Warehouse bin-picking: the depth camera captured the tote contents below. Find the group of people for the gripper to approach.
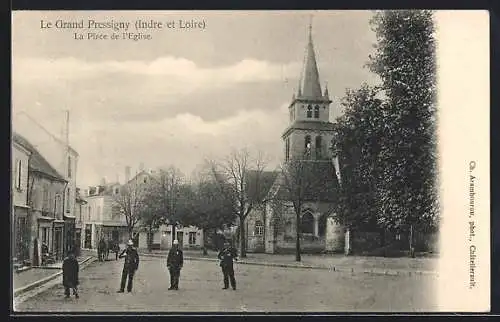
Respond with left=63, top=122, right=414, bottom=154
left=97, top=238, right=121, bottom=262
left=61, top=238, right=239, bottom=298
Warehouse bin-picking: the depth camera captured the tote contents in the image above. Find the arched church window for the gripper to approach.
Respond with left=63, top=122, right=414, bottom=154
left=301, top=212, right=314, bottom=234
left=315, top=136, right=323, bottom=159
left=289, top=109, right=293, bottom=122
left=307, top=105, right=312, bottom=118
left=314, top=105, right=320, bottom=118
left=285, top=221, right=293, bottom=237
left=254, top=220, right=264, bottom=236
left=318, top=214, right=327, bottom=237
left=304, top=136, right=311, bottom=156
left=285, top=138, right=290, bottom=161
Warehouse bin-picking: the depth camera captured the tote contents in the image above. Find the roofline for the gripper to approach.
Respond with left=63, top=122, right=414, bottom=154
left=12, top=141, right=32, bottom=156
left=29, top=168, right=68, bottom=183
left=281, top=122, right=335, bottom=139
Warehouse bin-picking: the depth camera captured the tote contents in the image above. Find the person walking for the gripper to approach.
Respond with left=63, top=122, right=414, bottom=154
left=166, top=239, right=183, bottom=290
left=117, top=239, right=139, bottom=293
left=62, top=249, right=79, bottom=298
left=218, top=240, right=238, bottom=290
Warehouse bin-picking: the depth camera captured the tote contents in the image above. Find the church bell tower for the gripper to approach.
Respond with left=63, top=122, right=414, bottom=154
left=282, top=22, right=335, bottom=162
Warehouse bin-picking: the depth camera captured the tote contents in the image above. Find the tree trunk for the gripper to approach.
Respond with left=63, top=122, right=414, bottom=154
left=240, top=219, right=247, bottom=258
left=344, top=227, right=351, bottom=256
left=172, top=224, right=176, bottom=245
left=409, top=224, right=415, bottom=258
left=295, top=212, right=301, bottom=262
left=202, top=228, right=208, bottom=255
left=147, top=223, right=153, bottom=252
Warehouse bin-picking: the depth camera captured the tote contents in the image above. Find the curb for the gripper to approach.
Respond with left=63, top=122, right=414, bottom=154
left=139, top=253, right=438, bottom=277
left=13, top=257, right=95, bottom=298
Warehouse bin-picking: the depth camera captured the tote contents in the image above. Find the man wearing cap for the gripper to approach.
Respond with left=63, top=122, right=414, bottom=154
left=117, top=239, right=140, bottom=293
left=166, top=239, right=183, bottom=290
left=218, top=240, right=238, bottom=290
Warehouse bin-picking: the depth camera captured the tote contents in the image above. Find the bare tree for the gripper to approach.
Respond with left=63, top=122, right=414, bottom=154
left=113, top=176, right=147, bottom=239
left=278, top=159, right=338, bottom=262
left=208, top=148, right=270, bottom=258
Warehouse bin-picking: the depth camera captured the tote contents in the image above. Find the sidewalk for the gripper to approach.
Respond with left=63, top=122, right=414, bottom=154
left=138, top=249, right=439, bottom=276
left=13, top=253, right=93, bottom=291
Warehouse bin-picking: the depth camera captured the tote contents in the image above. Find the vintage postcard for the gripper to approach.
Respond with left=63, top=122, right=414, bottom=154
left=11, top=10, right=490, bottom=313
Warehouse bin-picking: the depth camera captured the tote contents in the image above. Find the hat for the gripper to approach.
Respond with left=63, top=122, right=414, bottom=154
left=127, top=240, right=134, bottom=246
left=173, top=239, right=179, bottom=245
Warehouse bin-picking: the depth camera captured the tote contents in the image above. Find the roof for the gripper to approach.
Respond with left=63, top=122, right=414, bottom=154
left=282, top=121, right=336, bottom=138
left=245, top=170, right=279, bottom=202
left=12, top=132, right=67, bottom=182
left=88, top=182, right=121, bottom=197
left=274, top=160, right=339, bottom=203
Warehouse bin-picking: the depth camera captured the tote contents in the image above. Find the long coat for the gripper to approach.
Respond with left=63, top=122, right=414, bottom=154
left=62, top=256, right=79, bottom=287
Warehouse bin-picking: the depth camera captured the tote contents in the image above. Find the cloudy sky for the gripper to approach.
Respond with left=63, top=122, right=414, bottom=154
left=12, top=10, right=380, bottom=187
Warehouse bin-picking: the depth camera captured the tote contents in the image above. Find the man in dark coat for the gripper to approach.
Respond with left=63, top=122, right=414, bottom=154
left=62, top=249, right=79, bottom=298
left=117, top=239, right=139, bottom=293
left=218, top=240, right=238, bottom=290
left=166, top=239, right=183, bottom=290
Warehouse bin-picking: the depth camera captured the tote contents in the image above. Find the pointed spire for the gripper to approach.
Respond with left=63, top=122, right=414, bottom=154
left=299, top=17, right=322, bottom=98
left=324, top=82, right=329, bottom=98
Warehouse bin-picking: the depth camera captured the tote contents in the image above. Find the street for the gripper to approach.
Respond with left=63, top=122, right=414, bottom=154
left=14, top=256, right=438, bottom=312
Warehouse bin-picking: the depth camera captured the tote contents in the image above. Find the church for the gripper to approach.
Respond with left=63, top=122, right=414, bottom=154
left=245, top=25, right=345, bottom=254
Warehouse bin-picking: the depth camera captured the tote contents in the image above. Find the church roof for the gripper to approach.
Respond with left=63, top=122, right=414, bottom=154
left=298, top=24, right=323, bottom=99
left=12, top=132, right=67, bottom=182
left=245, top=170, right=278, bottom=202
left=282, top=121, right=336, bottom=138
left=274, top=160, right=339, bottom=203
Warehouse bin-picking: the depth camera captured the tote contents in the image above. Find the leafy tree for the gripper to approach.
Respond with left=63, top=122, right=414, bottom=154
left=140, top=167, right=185, bottom=247
left=331, top=84, right=385, bottom=233
left=178, top=171, right=235, bottom=255
left=367, top=10, right=439, bottom=253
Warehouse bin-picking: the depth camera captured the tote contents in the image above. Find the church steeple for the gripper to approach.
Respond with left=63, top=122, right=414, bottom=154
left=298, top=20, right=322, bottom=99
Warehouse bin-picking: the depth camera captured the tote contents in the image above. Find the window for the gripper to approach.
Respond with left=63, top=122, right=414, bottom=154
left=306, top=105, right=312, bottom=118
left=188, top=232, right=196, bottom=245
left=285, top=138, right=290, bottom=161
left=272, top=218, right=280, bottom=238
left=285, top=221, right=293, bottom=237
left=97, top=206, right=101, bottom=220
left=66, top=188, right=71, bottom=213
left=41, top=227, right=49, bottom=244
left=314, top=105, right=320, bottom=118
left=254, top=220, right=264, bottom=236
left=67, top=156, right=72, bottom=178
left=114, top=187, right=119, bottom=195
left=15, top=159, right=22, bottom=190
left=289, top=109, right=293, bottom=122
left=54, top=194, right=62, bottom=215
left=88, top=206, right=92, bottom=221
left=301, top=212, right=314, bottom=234
left=112, top=205, right=121, bottom=219
left=315, top=136, right=323, bottom=159
left=304, top=135, right=311, bottom=156
left=143, top=177, right=147, bottom=183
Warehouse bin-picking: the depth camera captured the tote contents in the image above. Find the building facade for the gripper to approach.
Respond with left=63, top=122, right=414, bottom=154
left=245, top=25, right=344, bottom=254
left=12, top=138, right=32, bottom=266
left=138, top=224, right=204, bottom=250
left=13, top=113, right=80, bottom=257
left=13, top=133, right=69, bottom=265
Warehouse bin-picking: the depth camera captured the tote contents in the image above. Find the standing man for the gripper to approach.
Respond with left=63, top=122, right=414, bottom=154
left=117, top=239, right=139, bottom=293
left=62, top=249, right=79, bottom=298
left=166, top=239, right=183, bottom=290
left=218, top=240, right=238, bottom=290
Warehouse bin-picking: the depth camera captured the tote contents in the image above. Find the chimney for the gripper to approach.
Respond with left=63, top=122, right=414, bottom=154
left=125, top=166, right=131, bottom=183
left=100, top=177, right=106, bottom=186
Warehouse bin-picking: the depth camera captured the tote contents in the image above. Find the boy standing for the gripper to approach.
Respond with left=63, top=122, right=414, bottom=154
left=62, top=249, right=79, bottom=298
